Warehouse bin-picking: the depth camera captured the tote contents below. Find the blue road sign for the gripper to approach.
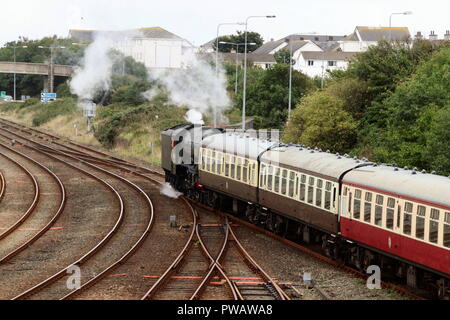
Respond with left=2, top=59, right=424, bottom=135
left=41, top=92, right=57, bottom=98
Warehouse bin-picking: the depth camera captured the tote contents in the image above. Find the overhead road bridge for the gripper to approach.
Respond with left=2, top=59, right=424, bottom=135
left=0, top=61, right=75, bottom=93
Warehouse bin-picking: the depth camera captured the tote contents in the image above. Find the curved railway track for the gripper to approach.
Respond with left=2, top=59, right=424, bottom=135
left=0, top=118, right=427, bottom=300
left=0, top=141, right=66, bottom=265
left=0, top=169, right=5, bottom=203
left=0, top=122, right=192, bottom=300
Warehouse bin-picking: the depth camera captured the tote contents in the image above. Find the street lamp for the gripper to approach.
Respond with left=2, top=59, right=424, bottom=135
left=214, top=22, right=245, bottom=126
left=219, top=41, right=256, bottom=94
left=38, top=45, right=67, bottom=93
left=286, top=38, right=294, bottom=122
left=12, top=45, right=28, bottom=101
left=389, top=11, right=412, bottom=41
left=242, top=15, right=276, bottom=130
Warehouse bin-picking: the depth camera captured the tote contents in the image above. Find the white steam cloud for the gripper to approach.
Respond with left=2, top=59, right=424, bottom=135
left=145, top=51, right=230, bottom=125
left=69, top=35, right=114, bottom=103
left=160, top=182, right=182, bottom=199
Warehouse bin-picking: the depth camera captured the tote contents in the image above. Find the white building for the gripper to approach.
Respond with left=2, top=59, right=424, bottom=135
left=337, top=26, right=411, bottom=52
left=69, top=27, right=195, bottom=70
left=296, top=51, right=357, bottom=78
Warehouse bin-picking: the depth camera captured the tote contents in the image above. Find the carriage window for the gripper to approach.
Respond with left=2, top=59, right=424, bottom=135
left=403, top=211, right=412, bottom=235
left=309, top=177, right=315, bottom=186
left=281, top=169, right=288, bottom=195
left=364, top=192, right=372, bottom=222
left=216, top=153, right=222, bottom=174
left=259, top=164, right=266, bottom=187
left=236, top=158, right=242, bottom=181
left=288, top=171, right=295, bottom=198
left=316, top=188, right=322, bottom=207
left=307, top=185, right=314, bottom=204
left=230, top=157, right=236, bottom=179
left=416, top=215, right=425, bottom=240
left=225, top=155, right=231, bottom=177
left=267, top=166, right=273, bottom=191
left=242, top=159, right=248, bottom=183
left=386, top=197, right=395, bottom=229
left=301, top=174, right=306, bottom=183
left=415, top=205, right=425, bottom=239
left=249, top=163, right=256, bottom=185
left=211, top=151, right=216, bottom=173
left=324, top=182, right=332, bottom=210
left=429, top=209, right=440, bottom=244
left=444, top=212, right=450, bottom=248
left=300, top=182, right=306, bottom=201
left=206, top=153, right=211, bottom=172
left=274, top=167, right=281, bottom=193
left=343, top=187, right=348, bottom=196
left=353, top=198, right=361, bottom=219
left=317, top=179, right=323, bottom=189
left=404, top=202, right=413, bottom=213
left=375, top=195, right=383, bottom=226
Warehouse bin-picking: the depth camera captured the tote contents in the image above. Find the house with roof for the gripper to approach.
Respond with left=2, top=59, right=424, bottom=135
left=69, top=27, right=195, bottom=70
left=337, top=26, right=411, bottom=52
left=295, top=51, right=357, bottom=78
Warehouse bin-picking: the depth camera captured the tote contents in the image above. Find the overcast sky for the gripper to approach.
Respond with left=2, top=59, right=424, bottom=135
left=2, top=0, right=449, bottom=46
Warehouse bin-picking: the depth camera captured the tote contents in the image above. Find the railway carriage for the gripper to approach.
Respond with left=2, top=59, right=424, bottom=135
left=341, top=165, right=450, bottom=285
left=161, top=125, right=450, bottom=298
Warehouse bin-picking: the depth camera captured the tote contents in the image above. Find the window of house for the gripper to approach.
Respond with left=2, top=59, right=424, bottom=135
left=308, top=60, right=314, bottom=66
left=328, top=60, right=337, bottom=67
left=329, top=36, right=334, bottom=41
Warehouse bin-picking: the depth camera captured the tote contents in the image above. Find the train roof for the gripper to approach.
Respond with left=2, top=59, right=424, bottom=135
left=201, top=132, right=279, bottom=159
left=343, top=165, right=450, bottom=209
left=261, top=145, right=371, bottom=181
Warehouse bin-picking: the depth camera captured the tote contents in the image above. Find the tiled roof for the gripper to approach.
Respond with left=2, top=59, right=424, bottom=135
left=253, top=39, right=286, bottom=54
left=69, top=27, right=184, bottom=42
left=196, top=52, right=276, bottom=64
left=354, top=26, right=410, bottom=41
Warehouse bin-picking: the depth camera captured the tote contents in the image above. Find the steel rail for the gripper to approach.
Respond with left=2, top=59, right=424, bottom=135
left=0, top=140, right=66, bottom=264
left=0, top=147, right=40, bottom=241
left=8, top=152, right=125, bottom=300
left=141, top=200, right=198, bottom=300
left=190, top=216, right=238, bottom=300
left=1, top=131, right=154, bottom=300
left=0, top=169, right=5, bottom=203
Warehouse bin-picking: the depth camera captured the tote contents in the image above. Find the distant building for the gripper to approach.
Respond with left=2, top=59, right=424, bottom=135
left=196, top=52, right=276, bottom=70
left=69, top=27, right=194, bottom=70
left=296, top=51, right=357, bottom=78
left=337, top=26, right=411, bottom=52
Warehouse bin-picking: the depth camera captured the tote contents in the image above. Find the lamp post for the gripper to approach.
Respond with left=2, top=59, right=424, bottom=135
left=214, top=22, right=244, bottom=126
left=242, top=15, right=276, bottom=130
left=389, top=11, right=412, bottom=41
left=219, top=41, right=256, bottom=94
left=12, top=45, right=28, bottom=101
left=38, top=45, right=66, bottom=93
left=286, top=38, right=294, bottom=123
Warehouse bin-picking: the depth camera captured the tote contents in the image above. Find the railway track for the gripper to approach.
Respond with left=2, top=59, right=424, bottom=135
left=0, top=168, right=5, bottom=203
left=0, top=120, right=193, bottom=300
left=0, top=118, right=426, bottom=300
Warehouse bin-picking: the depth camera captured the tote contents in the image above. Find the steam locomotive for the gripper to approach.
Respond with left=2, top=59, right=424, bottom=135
left=161, top=124, right=450, bottom=299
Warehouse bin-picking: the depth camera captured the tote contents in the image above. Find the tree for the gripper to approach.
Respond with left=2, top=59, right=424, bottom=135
left=274, top=48, right=293, bottom=64
left=233, top=63, right=313, bottom=128
left=213, top=31, right=264, bottom=53
left=283, top=92, right=358, bottom=152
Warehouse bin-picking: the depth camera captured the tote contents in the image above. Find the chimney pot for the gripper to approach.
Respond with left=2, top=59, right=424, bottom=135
left=445, top=30, right=450, bottom=41
left=429, top=31, right=438, bottom=41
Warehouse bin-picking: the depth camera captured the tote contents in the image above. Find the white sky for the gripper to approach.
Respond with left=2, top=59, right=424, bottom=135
left=2, top=0, right=449, bottom=46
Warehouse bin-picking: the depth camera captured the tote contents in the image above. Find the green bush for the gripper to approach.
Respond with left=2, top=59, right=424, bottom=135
left=31, top=98, right=77, bottom=127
